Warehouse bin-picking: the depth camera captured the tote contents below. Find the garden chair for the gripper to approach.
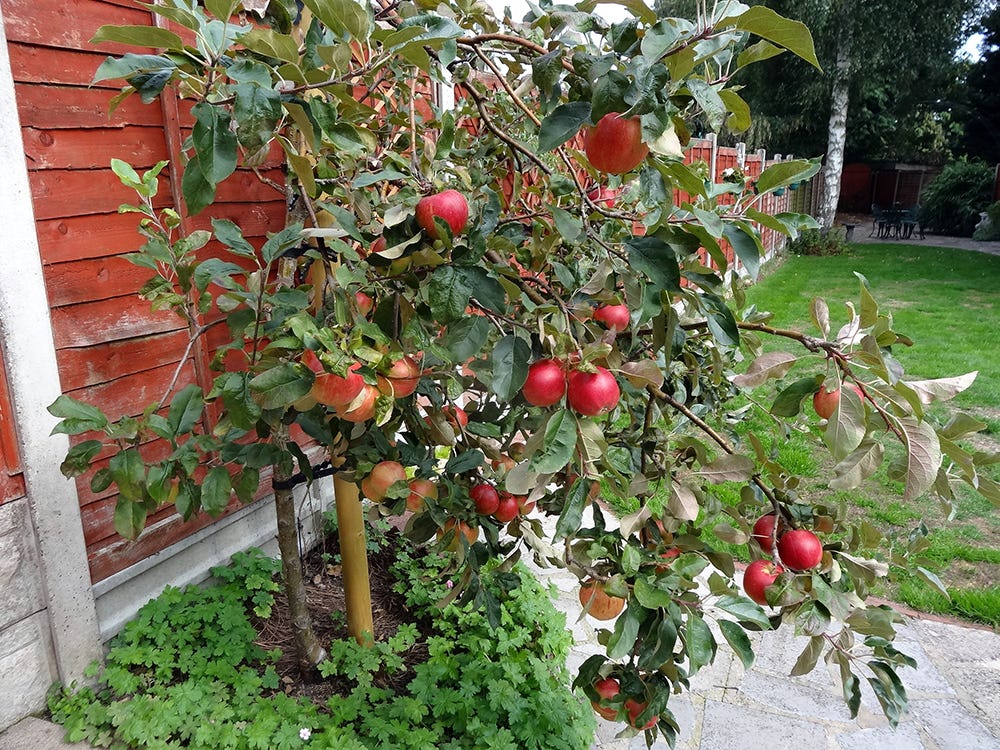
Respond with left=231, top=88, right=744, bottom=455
left=900, top=205, right=922, bottom=239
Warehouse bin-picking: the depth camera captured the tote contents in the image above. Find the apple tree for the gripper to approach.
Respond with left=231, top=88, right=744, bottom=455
left=47, top=0, right=998, bottom=743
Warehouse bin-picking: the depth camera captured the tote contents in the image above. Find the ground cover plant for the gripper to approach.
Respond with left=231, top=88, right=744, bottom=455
left=734, top=242, right=1000, bottom=625
left=45, top=0, right=1000, bottom=743
left=49, top=531, right=596, bottom=749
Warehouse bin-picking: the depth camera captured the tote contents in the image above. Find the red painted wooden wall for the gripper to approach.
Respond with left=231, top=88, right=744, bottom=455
left=2, top=0, right=286, bottom=583
left=0, top=355, right=26, bottom=505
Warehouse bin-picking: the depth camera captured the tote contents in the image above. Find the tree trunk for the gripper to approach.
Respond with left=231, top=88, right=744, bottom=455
left=818, top=0, right=854, bottom=230
left=273, top=424, right=327, bottom=673
left=333, top=473, right=374, bottom=645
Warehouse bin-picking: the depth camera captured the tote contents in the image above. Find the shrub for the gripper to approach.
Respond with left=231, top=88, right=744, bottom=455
left=918, top=159, right=995, bottom=236
left=48, top=541, right=595, bottom=750
left=788, top=228, right=851, bottom=256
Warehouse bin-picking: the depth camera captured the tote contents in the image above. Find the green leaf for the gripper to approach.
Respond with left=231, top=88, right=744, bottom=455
left=794, top=600, right=831, bottom=636
left=915, top=566, right=951, bottom=600
left=93, top=53, right=177, bottom=84
left=261, top=223, right=303, bottom=264
left=167, top=384, right=205, bottom=435
left=457, top=267, right=507, bottom=314
left=790, top=636, right=825, bottom=676
left=698, top=455, right=755, bottom=484
left=554, top=476, right=589, bottom=540
left=538, top=101, right=591, bottom=152
left=713, top=595, right=771, bottom=628
left=444, top=449, right=484, bottom=474
left=607, top=603, right=642, bottom=660
left=439, top=317, right=491, bottom=363
left=685, top=615, right=716, bottom=675
left=736, top=39, right=785, bottom=69
left=899, top=417, right=942, bottom=502
left=238, top=28, right=300, bottom=63
left=756, top=159, right=821, bottom=194
left=301, top=0, right=372, bottom=40
left=723, top=6, right=820, bottom=70
left=550, top=205, right=583, bottom=243
left=193, top=258, right=245, bottom=292
left=626, top=236, right=681, bottom=293
left=823, top=384, right=866, bottom=460
left=109, top=448, right=145, bottom=500
left=233, top=83, right=282, bottom=152
left=201, top=466, right=232, bottom=515
left=530, top=410, right=577, bottom=475
left=48, top=395, right=109, bottom=434
left=723, top=223, right=762, bottom=279
left=829, top=440, right=885, bottom=490
left=702, top=293, right=739, bottom=347
left=211, top=218, right=256, bottom=258
left=249, top=364, right=312, bottom=409
left=490, top=336, right=530, bottom=401
left=634, top=578, right=674, bottom=609
left=578, top=0, right=656, bottom=25
left=113, top=497, right=147, bottom=540
left=221, top=372, right=263, bottom=430
left=770, top=375, right=823, bottom=417
left=427, top=266, right=473, bottom=323
left=59, top=440, right=104, bottom=478
left=638, top=613, right=678, bottom=670
left=718, top=619, right=754, bottom=669
left=91, top=25, right=184, bottom=50
left=181, top=157, right=215, bottom=216
left=687, top=79, right=726, bottom=131
left=640, top=19, right=682, bottom=61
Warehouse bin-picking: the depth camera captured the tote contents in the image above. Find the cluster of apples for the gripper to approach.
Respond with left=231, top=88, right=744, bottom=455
left=521, top=358, right=622, bottom=416
left=303, top=351, right=422, bottom=422
left=589, top=676, right=658, bottom=730
left=743, top=512, right=825, bottom=606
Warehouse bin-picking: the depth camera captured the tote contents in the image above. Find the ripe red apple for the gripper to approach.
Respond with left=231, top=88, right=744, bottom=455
left=593, top=303, right=630, bottom=332
left=301, top=349, right=324, bottom=374
left=442, top=405, right=468, bottom=428
left=567, top=366, right=621, bottom=416
left=587, top=186, right=618, bottom=208
left=337, top=383, right=378, bottom=422
left=311, top=362, right=365, bottom=408
left=361, top=460, right=406, bottom=503
left=415, top=189, right=469, bottom=239
left=438, top=518, right=478, bottom=547
left=655, top=547, right=681, bottom=572
left=378, top=355, right=421, bottom=398
left=812, top=382, right=863, bottom=419
left=406, top=478, right=437, bottom=512
left=493, top=492, right=519, bottom=523
left=578, top=579, right=625, bottom=620
left=522, top=359, right=567, bottom=407
left=491, top=454, right=516, bottom=473
left=743, top=559, right=784, bottom=606
left=591, top=677, right=620, bottom=720
left=370, top=236, right=387, bottom=256
left=751, top=513, right=784, bottom=555
left=355, top=291, right=374, bottom=316
left=777, top=529, right=824, bottom=571
left=624, top=698, right=658, bottom=730
left=470, top=483, right=501, bottom=515
left=583, top=112, right=649, bottom=175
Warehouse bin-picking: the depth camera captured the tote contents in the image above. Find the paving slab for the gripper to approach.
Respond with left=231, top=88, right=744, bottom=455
left=0, top=717, right=87, bottom=750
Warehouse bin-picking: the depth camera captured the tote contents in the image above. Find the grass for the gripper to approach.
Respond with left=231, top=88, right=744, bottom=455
left=736, top=242, right=1000, bottom=627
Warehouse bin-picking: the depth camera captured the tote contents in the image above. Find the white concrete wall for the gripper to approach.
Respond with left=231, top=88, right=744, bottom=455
left=0, top=5, right=103, bottom=725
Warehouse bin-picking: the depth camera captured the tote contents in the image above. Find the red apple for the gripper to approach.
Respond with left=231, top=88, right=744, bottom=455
left=493, top=492, right=519, bottom=523
left=337, top=383, right=378, bottom=422
left=415, top=189, right=469, bottom=239
left=751, top=513, right=784, bottom=555
left=361, top=460, right=406, bottom=503
left=593, top=303, right=630, bottom=332
left=583, top=113, right=649, bottom=175
left=655, top=547, right=681, bottom=572
left=812, top=382, right=863, bottom=419
left=470, top=484, right=501, bottom=515
left=311, top=362, right=365, bottom=408
left=355, top=291, right=374, bottom=315
left=624, top=698, right=658, bottom=730
left=567, top=366, right=621, bottom=416
left=378, top=355, right=421, bottom=398
left=777, top=529, right=823, bottom=571
left=743, top=559, right=784, bottom=606
left=406, top=478, right=437, bottom=512
left=578, top=579, right=625, bottom=620
left=591, top=677, right=620, bottom=720
left=587, top=186, right=618, bottom=208
left=370, top=236, right=387, bottom=256
left=442, top=405, right=468, bottom=428
left=522, top=359, right=567, bottom=407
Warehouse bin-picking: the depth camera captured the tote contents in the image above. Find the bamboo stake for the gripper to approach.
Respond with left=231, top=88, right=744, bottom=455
left=333, top=472, right=374, bottom=645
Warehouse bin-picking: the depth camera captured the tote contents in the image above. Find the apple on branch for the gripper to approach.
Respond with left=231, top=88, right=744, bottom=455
left=415, top=189, right=469, bottom=239
left=583, top=112, right=649, bottom=174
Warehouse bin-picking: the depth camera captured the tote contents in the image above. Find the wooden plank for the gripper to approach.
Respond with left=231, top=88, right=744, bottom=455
left=2, top=0, right=153, bottom=53
left=28, top=168, right=170, bottom=221
left=37, top=213, right=158, bottom=264
left=44, top=255, right=157, bottom=308
left=188, top=199, right=288, bottom=236
left=15, top=84, right=166, bottom=129
left=67, top=359, right=197, bottom=420
left=8, top=43, right=120, bottom=89
left=50, top=295, right=181, bottom=348
left=23, top=126, right=169, bottom=171
left=0, top=475, right=26, bottom=505
left=0, top=359, right=24, bottom=504
left=57, top=330, right=190, bottom=391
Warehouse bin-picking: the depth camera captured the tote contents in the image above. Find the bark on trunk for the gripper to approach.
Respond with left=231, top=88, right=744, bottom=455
left=819, top=0, right=854, bottom=230
left=273, top=425, right=327, bottom=674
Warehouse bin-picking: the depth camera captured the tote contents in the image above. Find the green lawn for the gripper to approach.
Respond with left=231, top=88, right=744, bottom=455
left=737, top=242, right=1000, bottom=626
